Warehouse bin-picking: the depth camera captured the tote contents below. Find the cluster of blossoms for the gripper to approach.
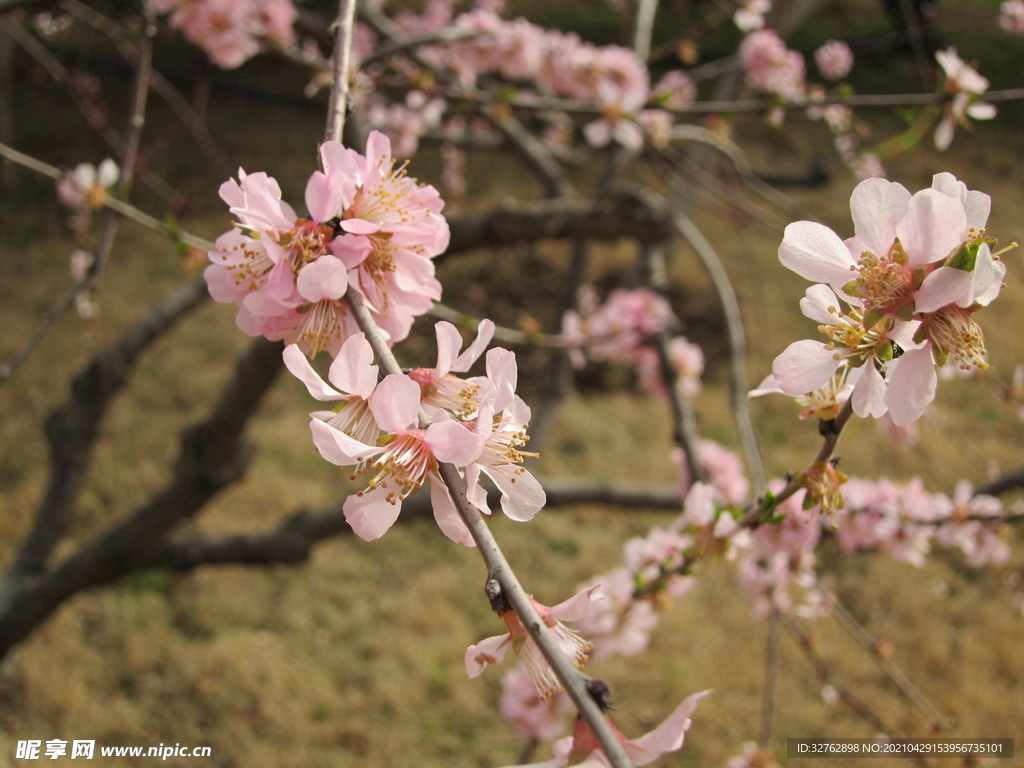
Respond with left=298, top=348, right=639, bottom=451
left=365, top=1, right=698, bottom=152
left=673, top=440, right=750, bottom=507
left=285, top=320, right=545, bottom=544
left=205, top=131, right=448, bottom=355
left=836, top=478, right=1013, bottom=568
left=934, top=48, right=996, bottom=151
left=153, top=0, right=296, bottom=69
left=562, top=287, right=705, bottom=398
left=1001, top=0, right=1024, bottom=35
left=739, top=29, right=806, bottom=101
left=770, top=173, right=1005, bottom=426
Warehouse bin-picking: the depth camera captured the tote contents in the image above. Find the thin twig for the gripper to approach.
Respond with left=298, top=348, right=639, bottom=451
left=673, top=213, right=766, bottom=494
left=0, top=141, right=213, bottom=251
left=360, top=27, right=481, bottom=66
left=325, top=0, right=358, bottom=143
left=831, top=602, right=952, bottom=732
left=760, top=608, right=780, bottom=746
left=780, top=613, right=892, bottom=733
left=427, top=303, right=563, bottom=347
left=343, top=284, right=637, bottom=768
left=632, top=0, right=659, bottom=60
left=90, top=0, right=155, bottom=283
left=59, top=0, right=231, bottom=169
left=0, top=10, right=156, bottom=387
left=3, top=277, right=210, bottom=580
left=740, top=399, right=854, bottom=527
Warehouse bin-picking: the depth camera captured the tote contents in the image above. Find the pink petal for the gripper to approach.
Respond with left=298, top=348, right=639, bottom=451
left=748, top=374, right=783, bottom=398
left=972, top=256, right=1005, bottom=307
left=464, top=463, right=489, bottom=514
left=778, top=221, right=855, bottom=285
left=848, top=178, right=910, bottom=258
left=343, top=485, right=404, bottom=541
left=550, top=585, right=602, bottom=622
left=624, top=690, right=712, bottom=766
left=305, top=170, right=344, bottom=223
left=934, top=118, right=954, bottom=151
left=284, top=344, right=341, bottom=400
left=340, top=218, right=382, bottom=235
left=297, top=255, right=348, bottom=303
left=772, top=340, right=840, bottom=396
left=884, top=346, right=936, bottom=425
left=464, top=634, right=511, bottom=677
left=896, top=189, right=966, bottom=266
left=800, top=284, right=841, bottom=324
left=583, top=120, right=611, bottom=148
left=486, top=348, right=519, bottom=414
left=914, top=266, right=971, bottom=313
left=369, top=374, right=421, bottom=433
left=426, top=419, right=484, bottom=466
left=328, top=332, right=378, bottom=398
left=329, top=234, right=372, bottom=269
left=484, top=464, right=545, bottom=522
left=429, top=475, right=476, bottom=547
left=451, top=319, right=495, bottom=373
left=310, top=418, right=379, bottom=466
left=851, top=361, right=887, bottom=418
left=434, top=321, right=462, bottom=377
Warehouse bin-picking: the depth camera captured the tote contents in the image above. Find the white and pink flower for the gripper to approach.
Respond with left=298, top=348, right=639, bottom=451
left=465, top=586, right=602, bottom=698
left=500, top=690, right=710, bottom=767
left=771, top=174, right=1004, bottom=424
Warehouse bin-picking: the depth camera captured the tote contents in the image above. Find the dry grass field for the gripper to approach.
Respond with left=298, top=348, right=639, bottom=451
left=1, top=3, right=1023, bottom=766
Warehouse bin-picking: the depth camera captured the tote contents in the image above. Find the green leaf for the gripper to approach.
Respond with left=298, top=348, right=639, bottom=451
left=862, top=308, right=883, bottom=330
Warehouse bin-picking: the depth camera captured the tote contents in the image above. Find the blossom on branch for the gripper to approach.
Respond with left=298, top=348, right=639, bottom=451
left=465, top=586, right=602, bottom=699
left=771, top=174, right=1005, bottom=425
left=206, top=131, right=448, bottom=355
left=934, top=48, right=996, bottom=151
left=153, top=0, right=297, bottom=69
left=57, top=159, right=119, bottom=211
left=500, top=690, right=710, bottom=767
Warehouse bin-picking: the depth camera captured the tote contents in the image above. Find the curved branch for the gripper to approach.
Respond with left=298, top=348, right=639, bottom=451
left=0, top=336, right=283, bottom=659
left=444, top=187, right=673, bottom=258
left=5, top=276, right=210, bottom=580
left=673, top=213, right=766, bottom=493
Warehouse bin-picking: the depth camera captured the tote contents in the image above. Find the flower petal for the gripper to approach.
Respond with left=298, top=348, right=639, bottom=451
left=284, top=344, right=342, bottom=400
left=297, top=255, right=348, bottom=303
left=779, top=221, right=855, bottom=285
left=624, top=690, right=713, bottom=766
left=884, top=346, right=936, bottom=425
left=343, top=485, right=403, bottom=541
left=914, top=266, right=972, bottom=313
left=430, top=474, right=476, bottom=546
left=851, top=361, right=887, bottom=418
left=772, top=340, right=840, bottom=396
left=465, top=634, right=512, bottom=677
left=848, top=177, right=910, bottom=259
left=426, top=419, right=484, bottom=466
left=310, top=418, right=379, bottom=466
left=329, top=332, right=378, bottom=398
left=370, top=374, right=421, bottom=433
left=896, top=189, right=967, bottom=266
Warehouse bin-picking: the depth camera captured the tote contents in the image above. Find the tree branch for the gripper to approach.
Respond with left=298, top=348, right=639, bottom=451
left=444, top=187, right=673, bottom=258
left=5, top=276, right=210, bottom=581
left=0, top=336, right=283, bottom=659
